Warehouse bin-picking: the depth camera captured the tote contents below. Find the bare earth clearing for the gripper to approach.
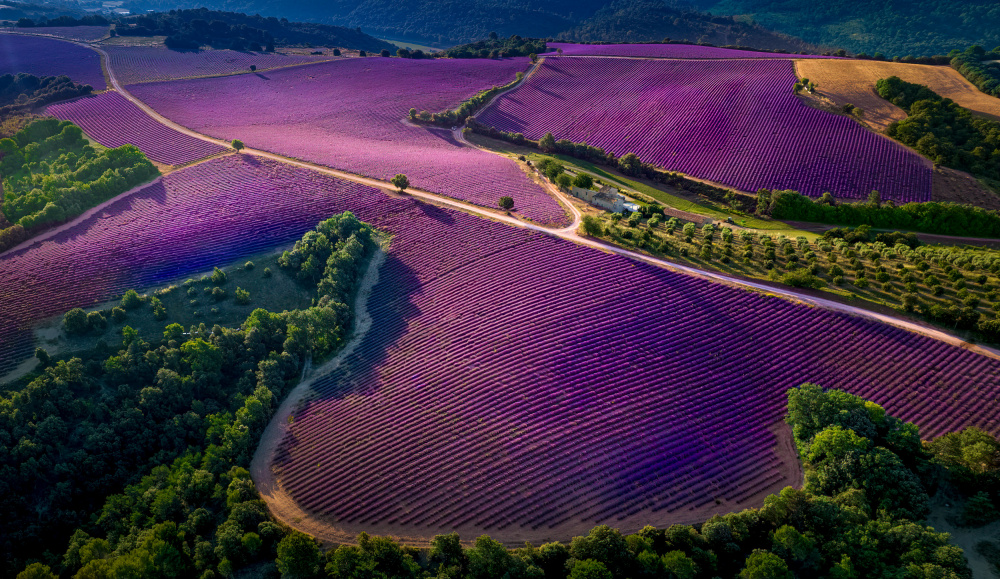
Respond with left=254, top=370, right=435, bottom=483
left=795, top=59, right=1000, bottom=132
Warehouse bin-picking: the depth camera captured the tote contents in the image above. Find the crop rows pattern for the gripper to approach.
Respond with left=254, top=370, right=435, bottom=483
left=546, top=42, right=838, bottom=59
left=0, top=155, right=392, bottom=374
left=478, top=57, right=933, bottom=201
left=0, top=34, right=105, bottom=89
left=104, top=46, right=340, bottom=85
left=47, top=91, right=227, bottom=165
left=126, top=58, right=570, bottom=226
left=274, top=204, right=1000, bottom=535
left=5, top=27, right=109, bottom=41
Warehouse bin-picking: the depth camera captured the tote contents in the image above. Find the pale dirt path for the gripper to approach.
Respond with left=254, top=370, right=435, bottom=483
left=250, top=244, right=387, bottom=544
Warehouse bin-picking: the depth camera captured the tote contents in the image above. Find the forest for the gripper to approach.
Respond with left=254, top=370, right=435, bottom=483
left=692, top=0, right=1000, bottom=56
left=0, top=74, right=92, bottom=125
left=950, top=46, right=1000, bottom=98
left=115, top=9, right=395, bottom=52
left=876, top=76, right=1000, bottom=187
left=1, top=213, right=377, bottom=576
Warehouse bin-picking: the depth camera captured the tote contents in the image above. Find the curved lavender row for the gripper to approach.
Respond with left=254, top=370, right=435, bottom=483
left=104, top=46, right=340, bottom=85
left=47, top=91, right=227, bottom=165
left=478, top=58, right=932, bottom=202
left=275, top=202, right=1000, bottom=534
left=126, top=58, right=570, bottom=226
left=0, top=155, right=393, bottom=374
left=4, top=27, right=108, bottom=42
left=547, top=42, right=839, bottom=59
left=0, top=34, right=105, bottom=89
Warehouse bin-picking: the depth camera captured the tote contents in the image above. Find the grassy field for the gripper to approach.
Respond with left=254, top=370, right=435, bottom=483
left=34, top=250, right=311, bottom=358
left=587, top=210, right=1000, bottom=330
left=794, top=59, right=1000, bottom=132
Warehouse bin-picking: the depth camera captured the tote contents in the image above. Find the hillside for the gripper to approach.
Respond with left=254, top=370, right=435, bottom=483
left=118, top=0, right=822, bottom=50
left=694, top=0, right=1000, bottom=56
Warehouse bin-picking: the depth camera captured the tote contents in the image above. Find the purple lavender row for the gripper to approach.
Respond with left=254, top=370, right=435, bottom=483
left=0, top=34, right=105, bottom=89
left=104, top=45, right=340, bottom=85
left=546, top=42, right=840, bottom=59
left=47, top=91, right=227, bottom=165
left=274, top=205, right=1000, bottom=533
left=126, top=58, right=571, bottom=226
left=477, top=57, right=932, bottom=201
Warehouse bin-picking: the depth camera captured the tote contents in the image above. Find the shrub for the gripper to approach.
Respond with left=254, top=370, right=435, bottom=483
left=121, top=289, right=143, bottom=310
left=235, top=287, right=251, bottom=305
left=244, top=261, right=255, bottom=270
left=781, top=268, right=824, bottom=289
left=263, top=267, right=272, bottom=278
left=833, top=275, right=844, bottom=285
left=63, top=308, right=89, bottom=335
left=86, top=311, right=106, bottom=332
left=498, top=196, right=514, bottom=210
left=211, top=267, right=227, bottom=285
left=211, top=287, right=227, bottom=302
left=111, top=307, right=127, bottom=323
left=932, top=285, right=945, bottom=296
left=854, top=277, right=870, bottom=289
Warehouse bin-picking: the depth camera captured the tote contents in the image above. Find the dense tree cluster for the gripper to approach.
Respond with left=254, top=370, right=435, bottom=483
left=15, top=14, right=109, bottom=28
left=759, top=189, right=1000, bottom=238
left=0, top=74, right=93, bottom=121
left=0, top=119, right=158, bottom=252
left=876, top=77, right=1000, bottom=185
left=950, top=46, right=1000, bottom=97
left=2, top=213, right=376, bottom=577
left=115, top=8, right=394, bottom=52
left=692, top=0, right=1000, bottom=56
left=441, top=34, right=547, bottom=59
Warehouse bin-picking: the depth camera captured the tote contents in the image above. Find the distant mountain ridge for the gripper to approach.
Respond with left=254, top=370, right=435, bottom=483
left=119, top=0, right=825, bottom=52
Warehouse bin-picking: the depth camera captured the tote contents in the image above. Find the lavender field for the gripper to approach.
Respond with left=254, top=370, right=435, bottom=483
left=0, top=34, right=105, bottom=89
left=47, top=91, right=227, bottom=165
left=478, top=57, right=933, bottom=201
left=126, top=58, right=570, bottom=225
left=104, top=46, right=339, bottom=85
left=546, top=42, right=837, bottom=59
left=5, top=26, right=109, bottom=41
left=273, top=192, right=1000, bottom=537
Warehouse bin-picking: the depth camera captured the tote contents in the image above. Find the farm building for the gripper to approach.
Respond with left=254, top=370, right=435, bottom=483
left=571, top=185, right=625, bottom=212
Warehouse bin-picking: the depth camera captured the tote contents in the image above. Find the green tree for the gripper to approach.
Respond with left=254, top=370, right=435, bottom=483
left=231, top=139, right=245, bottom=152
left=391, top=174, right=410, bottom=192
left=63, top=307, right=89, bottom=335
left=618, top=153, right=642, bottom=176
left=569, top=560, right=612, bottom=579
left=539, top=132, right=556, bottom=153
left=573, top=173, right=594, bottom=189
left=739, top=550, right=792, bottom=579
left=276, top=532, right=321, bottom=578
left=529, top=53, right=538, bottom=64
left=556, top=174, right=573, bottom=189
left=580, top=215, right=603, bottom=237
left=212, top=267, right=228, bottom=284
left=121, top=289, right=143, bottom=309
left=498, top=196, right=514, bottom=210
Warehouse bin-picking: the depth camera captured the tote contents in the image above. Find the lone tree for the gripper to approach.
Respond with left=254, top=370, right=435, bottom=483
left=391, top=173, right=410, bottom=192
left=529, top=53, right=538, bottom=64
left=498, top=196, right=514, bottom=210
left=333, top=48, right=341, bottom=56
left=250, top=64, right=257, bottom=72
left=573, top=173, right=594, bottom=189
left=380, top=49, right=390, bottom=57
left=231, top=139, right=245, bottom=153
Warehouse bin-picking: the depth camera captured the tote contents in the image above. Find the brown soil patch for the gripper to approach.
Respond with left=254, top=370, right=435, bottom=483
left=795, top=60, right=1000, bottom=132
left=933, top=165, right=1000, bottom=209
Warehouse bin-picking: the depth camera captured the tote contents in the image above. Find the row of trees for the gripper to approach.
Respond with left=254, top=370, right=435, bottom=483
left=5, top=213, right=377, bottom=577
left=409, top=71, right=524, bottom=127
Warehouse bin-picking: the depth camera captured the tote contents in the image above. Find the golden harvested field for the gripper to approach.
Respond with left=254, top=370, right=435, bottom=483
left=795, top=59, right=1000, bottom=132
